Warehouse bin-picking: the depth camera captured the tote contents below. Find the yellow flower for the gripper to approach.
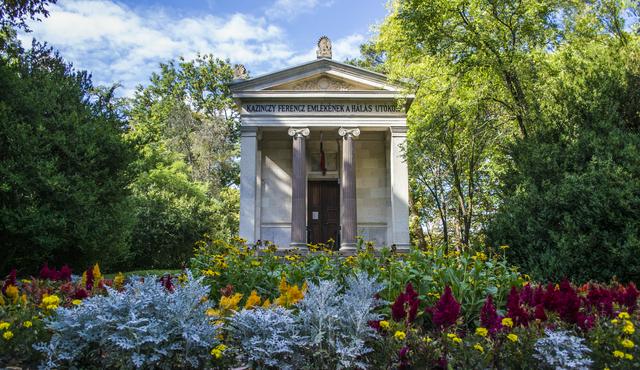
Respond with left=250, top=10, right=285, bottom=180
left=473, top=343, right=484, bottom=353
left=244, top=290, right=261, bottom=309
left=501, top=318, right=514, bottom=328
left=613, top=350, right=625, bottom=358
left=92, top=263, right=102, bottom=283
left=210, top=343, right=227, bottom=358
left=5, top=285, right=19, bottom=303
left=203, top=269, right=220, bottom=277
left=261, top=298, right=271, bottom=308
left=611, top=319, right=619, bottom=324
left=219, top=293, right=243, bottom=312
left=625, top=353, right=633, bottom=360
left=623, top=320, right=635, bottom=334
left=0, top=322, right=10, bottom=330
left=251, top=260, right=261, bottom=267
left=22, top=321, right=32, bottom=328
left=447, top=333, right=462, bottom=343
left=41, top=294, right=60, bottom=310
left=379, top=320, right=390, bottom=330
left=72, top=299, right=82, bottom=305
left=394, top=331, right=406, bottom=341
left=275, top=277, right=306, bottom=307
left=3, top=331, right=13, bottom=340
left=423, top=336, right=433, bottom=343
left=475, top=327, right=488, bottom=337
left=206, top=308, right=220, bottom=317
left=618, top=312, right=631, bottom=320
left=20, top=293, right=27, bottom=305
left=507, top=334, right=518, bottom=342
left=499, top=245, right=509, bottom=250
left=114, top=272, right=125, bottom=289
left=621, top=339, right=634, bottom=349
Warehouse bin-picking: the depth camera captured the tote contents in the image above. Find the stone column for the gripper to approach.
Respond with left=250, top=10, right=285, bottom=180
left=338, top=127, right=360, bottom=251
left=390, top=126, right=410, bottom=250
left=239, top=126, right=258, bottom=244
left=288, top=127, right=310, bottom=248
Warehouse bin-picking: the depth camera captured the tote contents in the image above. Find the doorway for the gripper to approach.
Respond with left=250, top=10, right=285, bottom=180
left=307, top=180, right=340, bottom=247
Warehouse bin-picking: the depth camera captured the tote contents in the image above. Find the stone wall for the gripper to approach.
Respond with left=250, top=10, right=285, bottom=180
left=355, top=132, right=389, bottom=247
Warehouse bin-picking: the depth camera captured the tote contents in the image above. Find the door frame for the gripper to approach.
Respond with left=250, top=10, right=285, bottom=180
left=307, top=179, right=340, bottom=248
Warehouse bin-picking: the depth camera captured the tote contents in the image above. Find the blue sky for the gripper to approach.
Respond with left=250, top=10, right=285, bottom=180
left=20, top=0, right=389, bottom=96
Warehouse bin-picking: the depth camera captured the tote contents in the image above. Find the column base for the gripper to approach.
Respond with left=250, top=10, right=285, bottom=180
left=339, top=242, right=358, bottom=252
left=391, top=243, right=411, bottom=253
left=288, top=242, right=308, bottom=250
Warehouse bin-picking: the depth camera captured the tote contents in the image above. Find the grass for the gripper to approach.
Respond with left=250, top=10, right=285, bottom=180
left=104, top=269, right=181, bottom=279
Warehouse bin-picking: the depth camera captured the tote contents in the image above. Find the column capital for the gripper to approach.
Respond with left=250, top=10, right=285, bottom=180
left=389, top=126, right=408, bottom=137
left=338, top=127, right=360, bottom=138
left=288, top=127, right=310, bottom=138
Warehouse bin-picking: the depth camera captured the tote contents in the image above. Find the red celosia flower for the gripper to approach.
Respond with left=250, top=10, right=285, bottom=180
left=39, top=263, right=52, bottom=280
left=532, top=285, right=545, bottom=307
left=368, top=320, right=381, bottom=332
left=74, top=288, right=89, bottom=299
left=391, top=283, right=420, bottom=323
left=615, top=283, right=639, bottom=313
left=429, top=286, right=460, bottom=329
left=480, top=295, right=502, bottom=334
left=220, top=284, right=234, bottom=297
left=85, top=267, right=94, bottom=291
left=159, top=275, right=174, bottom=292
left=534, top=304, right=547, bottom=321
left=586, top=285, right=614, bottom=317
left=556, top=280, right=580, bottom=324
left=576, top=312, right=595, bottom=331
left=519, top=284, right=534, bottom=307
left=2, top=268, right=17, bottom=295
left=398, top=346, right=411, bottom=370
left=506, top=286, right=529, bottom=327
left=59, top=265, right=72, bottom=281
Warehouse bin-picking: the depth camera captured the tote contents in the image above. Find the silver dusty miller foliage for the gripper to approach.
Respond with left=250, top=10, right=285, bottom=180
left=533, top=329, right=593, bottom=370
left=35, top=271, right=221, bottom=369
left=229, top=272, right=385, bottom=370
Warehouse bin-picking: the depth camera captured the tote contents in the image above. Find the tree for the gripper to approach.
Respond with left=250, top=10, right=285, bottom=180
left=0, top=38, right=136, bottom=274
left=125, top=54, right=240, bottom=268
left=0, top=0, right=56, bottom=31
left=488, top=32, right=640, bottom=282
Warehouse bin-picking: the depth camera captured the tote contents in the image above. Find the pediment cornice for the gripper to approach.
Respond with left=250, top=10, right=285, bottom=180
left=230, top=58, right=404, bottom=94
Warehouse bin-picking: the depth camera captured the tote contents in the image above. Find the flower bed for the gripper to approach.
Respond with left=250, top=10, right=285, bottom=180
left=1, top=241, right=639, bottom=369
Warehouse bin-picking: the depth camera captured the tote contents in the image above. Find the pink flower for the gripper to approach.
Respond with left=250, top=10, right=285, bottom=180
left=429, top=286, right=460, bottom=329
left=391, top=283, right=420, bottom=323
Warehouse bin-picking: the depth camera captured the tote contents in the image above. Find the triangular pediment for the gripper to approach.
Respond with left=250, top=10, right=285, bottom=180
left=230, top=58, right=402, bottom=93
left=267, top=74, right=377, bottom=91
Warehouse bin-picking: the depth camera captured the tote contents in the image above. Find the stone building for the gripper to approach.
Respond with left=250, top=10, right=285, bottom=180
left=230, top=37, right=413, bottom=251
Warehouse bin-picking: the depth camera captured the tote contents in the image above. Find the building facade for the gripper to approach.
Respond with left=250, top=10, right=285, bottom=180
left=230, top=37, right=413, bottom=251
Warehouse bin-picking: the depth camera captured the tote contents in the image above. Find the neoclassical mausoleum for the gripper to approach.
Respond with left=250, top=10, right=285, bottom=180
left=230, top=37, right=413, bottom=251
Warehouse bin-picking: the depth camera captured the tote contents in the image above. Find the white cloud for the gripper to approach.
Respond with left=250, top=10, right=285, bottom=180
left=267, top=0, right=333, bottom=20
left=18, top=0, right=367, bottom=96
left=19, top=0, right=296, bottom=95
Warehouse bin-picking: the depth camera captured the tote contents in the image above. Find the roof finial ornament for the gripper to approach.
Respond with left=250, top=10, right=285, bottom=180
left=233, top=64, right=249, bottom=80
left=316, top=36, right=332, bottom=59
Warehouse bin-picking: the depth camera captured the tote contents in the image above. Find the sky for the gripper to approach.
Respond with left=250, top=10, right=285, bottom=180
left=19, top=0, right=390, bottom=96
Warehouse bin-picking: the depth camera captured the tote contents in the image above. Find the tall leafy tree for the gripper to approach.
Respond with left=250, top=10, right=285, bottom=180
left=0, top=37, right=136, bottom=274
left=125, top=54, right=240, bottom=268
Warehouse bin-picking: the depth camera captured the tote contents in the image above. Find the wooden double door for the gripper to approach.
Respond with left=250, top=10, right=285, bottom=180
left=307, top=181, right=340, bottom=247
